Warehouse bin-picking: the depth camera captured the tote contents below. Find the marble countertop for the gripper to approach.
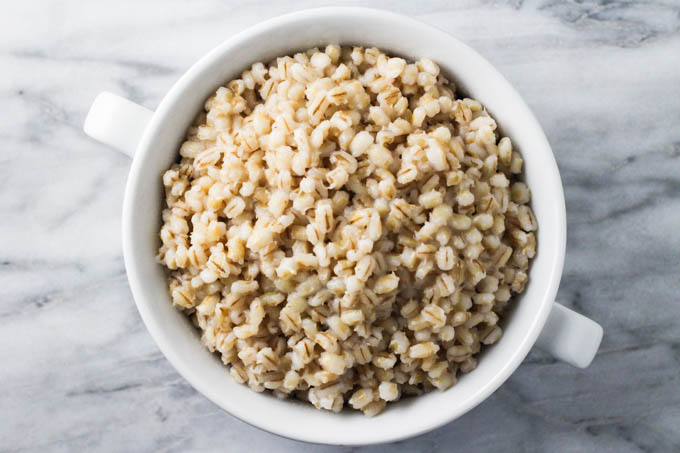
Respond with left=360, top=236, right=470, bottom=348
left=2, top=0, right=679, bottom=451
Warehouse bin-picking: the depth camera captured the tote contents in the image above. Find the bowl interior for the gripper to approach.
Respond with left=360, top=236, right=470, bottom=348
left=123, top=7, right=565, bottom=445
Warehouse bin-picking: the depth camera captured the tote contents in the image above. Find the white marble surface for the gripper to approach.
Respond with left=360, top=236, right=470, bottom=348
left=2, top=0, right=679, bottom=451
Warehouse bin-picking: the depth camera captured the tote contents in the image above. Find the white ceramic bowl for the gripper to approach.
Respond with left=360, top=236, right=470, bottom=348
left=84, top=7, right=603, bottom=445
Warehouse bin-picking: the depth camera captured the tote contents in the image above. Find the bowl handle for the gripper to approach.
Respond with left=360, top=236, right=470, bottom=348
left=83, top=92, right=153, bottom=157
left=536, top=302, right=603, bottom=368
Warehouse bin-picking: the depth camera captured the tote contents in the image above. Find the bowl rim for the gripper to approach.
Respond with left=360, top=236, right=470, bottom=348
left=122, top=6, right=566, bottom=445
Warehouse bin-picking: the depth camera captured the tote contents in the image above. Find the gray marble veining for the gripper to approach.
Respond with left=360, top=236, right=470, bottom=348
left=1, top=0, right=679, bottom=452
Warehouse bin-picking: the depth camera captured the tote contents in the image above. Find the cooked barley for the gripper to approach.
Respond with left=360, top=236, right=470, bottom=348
left=159, top=45, right=537, bottom=416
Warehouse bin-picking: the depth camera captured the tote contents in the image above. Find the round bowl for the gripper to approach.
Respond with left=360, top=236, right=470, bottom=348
left=122, top=7, right=566, bottom=445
